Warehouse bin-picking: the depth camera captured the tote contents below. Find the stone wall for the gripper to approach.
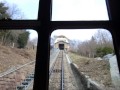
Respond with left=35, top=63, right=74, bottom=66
left=109, top=55, right=120, bottom=87
left=70, top=63, right=104, bottom=90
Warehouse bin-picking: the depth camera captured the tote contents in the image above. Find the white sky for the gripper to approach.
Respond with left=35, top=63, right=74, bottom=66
left=52, top=0, right=109, bottom=41
left=52, top=0, right=109, bottom=21
left=1, top=0, right=39, bottom=19
left=0, top=0, right=109, bottom=41
left=51, top=29, right=99, bottom=41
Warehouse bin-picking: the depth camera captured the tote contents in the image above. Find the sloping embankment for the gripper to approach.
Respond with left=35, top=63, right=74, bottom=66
left=0, top=45, right=36, bottom=73
left=68, top=52, right=116, bottom=89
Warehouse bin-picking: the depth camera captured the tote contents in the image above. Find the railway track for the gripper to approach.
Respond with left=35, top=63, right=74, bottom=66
left=0, top=49, right=59, bottom=90
left=0, top=61, right=35, bottom=90
left=0, top=49, right=84, bottom=90
left=49, top=50, right=81, bottom=90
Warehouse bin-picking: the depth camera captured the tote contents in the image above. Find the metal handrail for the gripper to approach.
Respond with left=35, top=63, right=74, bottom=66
left=0, top=60, right=35, bottom=77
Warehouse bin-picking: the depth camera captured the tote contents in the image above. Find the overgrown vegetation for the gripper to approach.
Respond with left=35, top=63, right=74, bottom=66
left=17, top=31, right=30, bottom=48
left=0, top=30, right=30, bottom=48
left=0, top=2, right=10, bottom=19
left=69, top=52, right=112, bottom=86
left=0, top=2, right=31, bottom=48
left=96, top=46, right=114, bottom=57
left=69, top=30, right=114, bottom=57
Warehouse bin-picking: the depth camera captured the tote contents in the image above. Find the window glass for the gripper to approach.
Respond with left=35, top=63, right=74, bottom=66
left=49, top=29, right=120, bottom=90
left=0, top=29, right=38, bottom=90
left=52, top=0, right=109, bottom=21
left=0, top=0, right=39, bottom=20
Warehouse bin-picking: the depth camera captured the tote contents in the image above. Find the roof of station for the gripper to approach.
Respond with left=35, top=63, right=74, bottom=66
left=54, top=35, right=69, bottom=44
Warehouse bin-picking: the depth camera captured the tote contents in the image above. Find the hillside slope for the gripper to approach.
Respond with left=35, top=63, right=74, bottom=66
left=69, top=52, right=112, bottom=87
left=0, top=45, right=36, bottom=73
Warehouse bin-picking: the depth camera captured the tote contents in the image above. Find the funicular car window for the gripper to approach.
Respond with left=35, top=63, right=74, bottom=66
left=0, top=0, right=39, bottom=20
left=0, top=29, right=38, bottom=90
left=49, top=29, right=120, bottom=90
left=0, top=0, right=120, bottom=90
left=52, top=0, right=109, bottom=21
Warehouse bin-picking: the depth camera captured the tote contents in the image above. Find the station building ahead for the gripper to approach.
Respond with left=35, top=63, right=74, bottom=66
left=54, top=35, right=69, bottom=51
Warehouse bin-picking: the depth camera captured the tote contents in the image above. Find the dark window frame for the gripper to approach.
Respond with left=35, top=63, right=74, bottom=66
left=0, top=0, right=120, bottom=90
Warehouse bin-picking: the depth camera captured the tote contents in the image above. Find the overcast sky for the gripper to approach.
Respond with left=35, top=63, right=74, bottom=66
left=0, top=0, right=110, bottom=41
left=51, top=29, right=99, bottom=41
left=2, top=0, right=39, bottom=19
left=52, top=0, right=109, bottom=21
left=52, top=0, right=109, bottom=41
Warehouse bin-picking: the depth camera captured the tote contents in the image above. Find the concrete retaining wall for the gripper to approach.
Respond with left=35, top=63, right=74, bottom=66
left=70, top=63, right=104, bottom=90
left=109, top=55, right=120, bottom=87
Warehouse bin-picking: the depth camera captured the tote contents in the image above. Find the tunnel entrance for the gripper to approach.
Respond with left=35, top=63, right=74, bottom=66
left=59, top=44, right=64, bottom=50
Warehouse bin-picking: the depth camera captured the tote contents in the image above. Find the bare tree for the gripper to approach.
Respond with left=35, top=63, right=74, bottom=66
left=73, top=29, right=113, bottom=58
left=27, top=38, right=38, bottom=50
left=69, top=40, right=80, bottom=53
left=7, top=4, right=24, bottom=19
left=77, top=41, right=91, bottom=57
left=93, top=29, right=112, bottom=46
left=87, top=37, right=97, bottom=57
left=50, top=35, right=58, bottom=49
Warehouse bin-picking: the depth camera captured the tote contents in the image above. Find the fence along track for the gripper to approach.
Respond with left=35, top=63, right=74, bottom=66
left=0, top=60, right=35, bottom=90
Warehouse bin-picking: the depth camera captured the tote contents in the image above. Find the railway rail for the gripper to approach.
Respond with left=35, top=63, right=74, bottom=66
left=0, top=60, right=35, bottom=90
left=0, top=49, right=59, bottom=90
left=0, top=49, right=84, bottom=90
left=49, top=50, right=81, bottom=90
